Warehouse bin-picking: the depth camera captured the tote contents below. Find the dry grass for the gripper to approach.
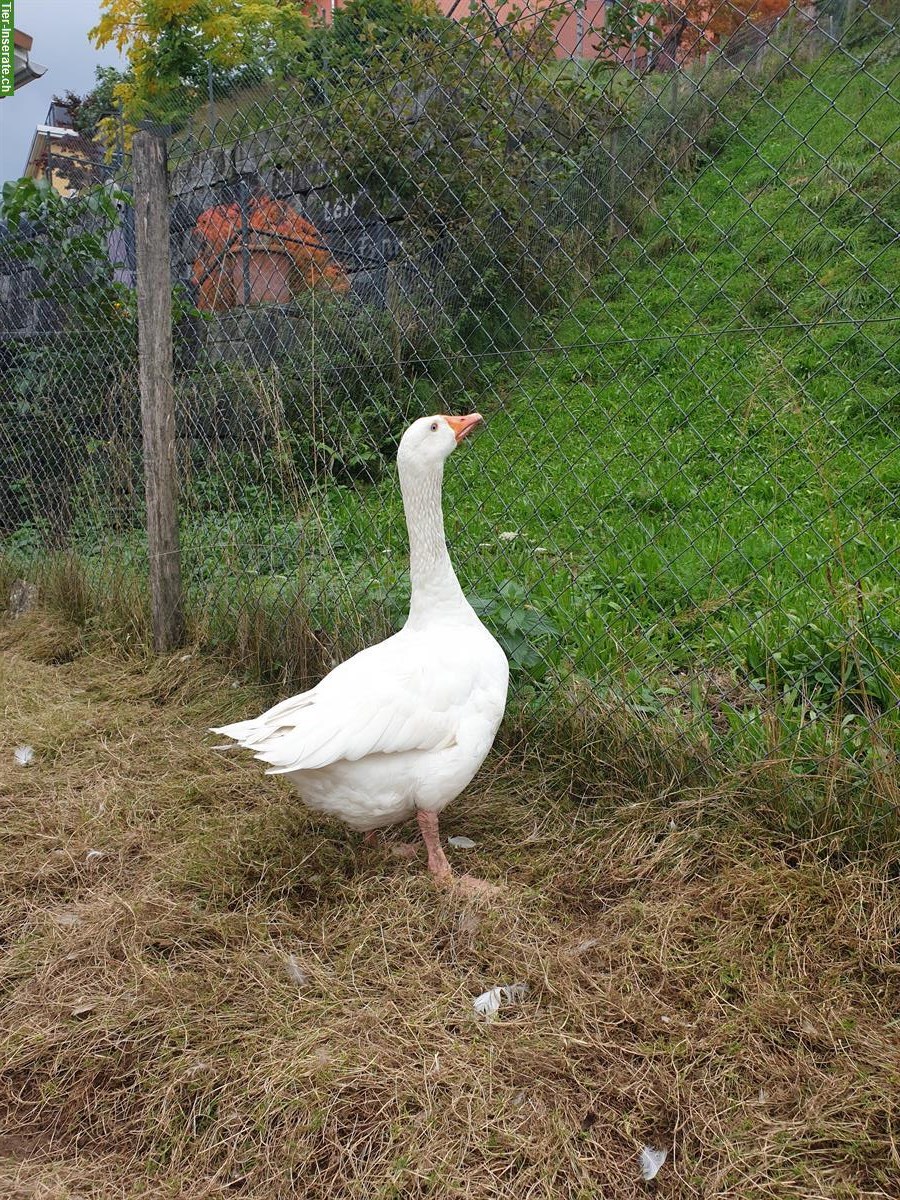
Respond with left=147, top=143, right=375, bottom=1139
left=2, top=611, right=899, bottom=1199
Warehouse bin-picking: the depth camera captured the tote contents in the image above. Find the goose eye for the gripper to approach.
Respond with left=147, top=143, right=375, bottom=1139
left=430, top=422, right=438, bottom=432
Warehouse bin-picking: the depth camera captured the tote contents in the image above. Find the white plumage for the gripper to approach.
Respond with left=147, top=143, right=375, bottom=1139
left=212, top=413, right=509, bottom=883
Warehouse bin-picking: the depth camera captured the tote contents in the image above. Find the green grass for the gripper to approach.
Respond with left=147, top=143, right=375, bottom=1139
left=261, top=44, right=900, bottom=730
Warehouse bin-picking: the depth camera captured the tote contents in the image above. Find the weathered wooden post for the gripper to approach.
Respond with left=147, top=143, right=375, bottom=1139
left=133, top=127, right=184, bottom=652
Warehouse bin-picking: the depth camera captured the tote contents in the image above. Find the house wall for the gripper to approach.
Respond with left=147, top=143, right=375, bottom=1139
left=166, top=134, right=404, bottom=362
left=24, top=116, right=106, bottom=197
left=44, top=142, right=104, bottom=196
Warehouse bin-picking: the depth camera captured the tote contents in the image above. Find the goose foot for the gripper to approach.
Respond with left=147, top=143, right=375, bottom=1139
left=416, top=809, right=452, bottom=884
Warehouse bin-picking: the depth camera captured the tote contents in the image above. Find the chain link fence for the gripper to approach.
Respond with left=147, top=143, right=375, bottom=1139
left=1, top=0, right=897, bottom=844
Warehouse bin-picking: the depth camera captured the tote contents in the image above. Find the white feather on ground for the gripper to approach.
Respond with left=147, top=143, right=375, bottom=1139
left=639, top=1146, right=668, bottom=1181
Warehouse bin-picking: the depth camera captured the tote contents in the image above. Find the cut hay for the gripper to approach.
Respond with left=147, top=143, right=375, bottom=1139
left=1, top=612, right=899, bottom=1198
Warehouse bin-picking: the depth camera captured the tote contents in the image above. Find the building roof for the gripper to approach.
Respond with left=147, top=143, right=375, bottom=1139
left=22, top=101, right=102, bottom=179
left=14, top=28, right=48, bottom=90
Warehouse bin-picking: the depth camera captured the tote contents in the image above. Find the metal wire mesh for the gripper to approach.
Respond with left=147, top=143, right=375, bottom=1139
left=1, top=0, right=897, bottom=841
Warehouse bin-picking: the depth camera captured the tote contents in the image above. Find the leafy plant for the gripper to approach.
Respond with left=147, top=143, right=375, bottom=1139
left=0, top=177, right=133, bottom=321
left=593, top=0, right=667, bottom=63
left=471, top=581, right=561, bottom=675
left=670, top=0, right=792, bottom=53
left=52, top=66, right=130, bottom=140
left=0, top=178, right=141, bottom=538
left=303, top=0, right=439, bottom=81
left=90, top=0, right=312, bottom=127
left=268, top=4, right=611, bottom=390
left=741, top=611, right=899, bottom=715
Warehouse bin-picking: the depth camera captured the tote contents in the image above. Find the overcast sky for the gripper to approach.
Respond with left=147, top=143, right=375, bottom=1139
left=0, top=0, right=127, bottom=184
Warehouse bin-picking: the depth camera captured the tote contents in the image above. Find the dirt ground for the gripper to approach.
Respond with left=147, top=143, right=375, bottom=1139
left=1, top=612, right=899, bottom=1199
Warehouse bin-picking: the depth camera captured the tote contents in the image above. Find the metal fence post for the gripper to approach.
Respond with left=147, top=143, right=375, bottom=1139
left=133, top=127, right=185, bottom=652
left=238, top=177, right=252, bottom=306
left=207, top=59, right=216, bottom=131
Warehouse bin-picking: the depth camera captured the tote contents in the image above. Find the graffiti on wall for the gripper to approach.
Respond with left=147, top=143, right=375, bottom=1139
left=191, top=192, right=349, bottom=312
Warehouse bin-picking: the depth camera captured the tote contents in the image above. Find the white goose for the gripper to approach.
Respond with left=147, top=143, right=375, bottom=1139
left=212, top=414, right=509, bottom=885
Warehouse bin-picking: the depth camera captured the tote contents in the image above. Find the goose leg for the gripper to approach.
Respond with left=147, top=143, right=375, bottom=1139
left=363, top=830, right=378, bottom=847
left=416, top=809, right=451, bottom=883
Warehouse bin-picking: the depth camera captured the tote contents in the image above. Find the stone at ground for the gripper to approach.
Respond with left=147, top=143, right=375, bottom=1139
left=8, top=580, right=39, bottom=619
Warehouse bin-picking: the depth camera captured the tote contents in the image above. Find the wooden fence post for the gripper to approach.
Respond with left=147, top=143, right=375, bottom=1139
left=133, top=127, right=184, bottom=652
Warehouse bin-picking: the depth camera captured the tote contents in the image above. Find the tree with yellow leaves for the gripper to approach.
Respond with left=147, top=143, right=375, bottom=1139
left=90, top=0, right=312, bottom=125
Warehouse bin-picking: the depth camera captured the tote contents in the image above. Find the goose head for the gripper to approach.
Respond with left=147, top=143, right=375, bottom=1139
left=397, top=413, right=483, bottom=478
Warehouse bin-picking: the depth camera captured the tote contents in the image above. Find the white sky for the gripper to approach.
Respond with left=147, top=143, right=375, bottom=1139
left=0, top=0, right=126, bottom=184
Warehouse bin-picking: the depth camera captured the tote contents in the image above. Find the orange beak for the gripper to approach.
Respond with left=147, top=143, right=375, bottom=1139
left=445, top=413, right=484, bottom=444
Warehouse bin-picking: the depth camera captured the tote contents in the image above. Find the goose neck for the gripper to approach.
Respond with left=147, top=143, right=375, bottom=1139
left=400, top=463, right=466, bottom=622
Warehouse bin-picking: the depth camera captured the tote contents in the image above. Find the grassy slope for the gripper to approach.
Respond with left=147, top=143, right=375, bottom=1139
left=9, top=44, right=894, bottom=741
left=2, top=614, right=900, bottom=1199
left=3, top=46, right=898, bottom=1199
left=300, top=44, right=899, bottom=715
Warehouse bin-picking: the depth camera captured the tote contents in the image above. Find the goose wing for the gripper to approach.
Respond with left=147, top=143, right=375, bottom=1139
left=211, top=630, right=484, bottom=775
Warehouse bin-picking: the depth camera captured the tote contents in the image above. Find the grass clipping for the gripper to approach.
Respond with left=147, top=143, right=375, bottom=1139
left=1, top=613, right=899, bottom=1199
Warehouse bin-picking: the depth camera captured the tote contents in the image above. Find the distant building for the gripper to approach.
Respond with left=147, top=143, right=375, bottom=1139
left=310, top=1, right=794, bottom=70
left=313, top=0, right=612, bottom=61
left=23, top=103, right=106, bottom=196
left=437, top=1, right=611, bottom=61
left=13, top=28, right=47, bottom=90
